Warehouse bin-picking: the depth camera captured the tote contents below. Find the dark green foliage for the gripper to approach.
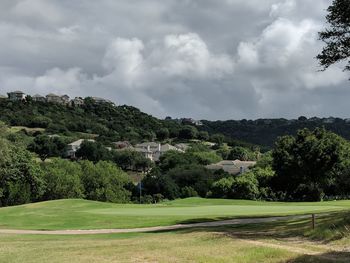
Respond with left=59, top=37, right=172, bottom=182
left=112, top=150, right=153, bottom=171
left=141, top=168, right=180, bottom=200
left=178, top=125, right=198, bottom=140
left=231, top=172, right=260, bottom=200
left=41, top=159, right=84, bottom=200
left=272, top=128, right=350, bottom=201
left=159, top=151, right=198, bottom=172
left=80, top=161, right=132, bottom=203
left=0, top=100, right=182, bottom=142
left=0, top=139, right=45, bottom=206
left=210, top=133, right=225, bottom=145
left=228, top=146, right=257, bottom=161
left=180, top=186, right=198, bottom=198
left=156, top=128, right=170, bottom=141
left=211, top=177, right=235, bottom=199
left=166, top=165, right=217, bottom=197
left=216, top=146, right=231, bottom=160
left=200, top=118, right=350, bottom=148
left=191, top=151, right=222, bottom=165
left=28, top=135, right=67, bottom=161
left=76, top=141, right=112, bottom=163
left=317, top=0, right=350, bottom=72
left=210, top=173, right=260, bottom=200
left=198, top=131, right=209, bottom=141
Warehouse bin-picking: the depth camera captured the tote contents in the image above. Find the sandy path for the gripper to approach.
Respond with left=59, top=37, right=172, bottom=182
left=0, top=215, right=310, bottom=235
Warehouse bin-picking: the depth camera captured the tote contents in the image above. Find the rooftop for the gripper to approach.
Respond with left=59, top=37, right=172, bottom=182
left=8, top=91, right=25, bottom=94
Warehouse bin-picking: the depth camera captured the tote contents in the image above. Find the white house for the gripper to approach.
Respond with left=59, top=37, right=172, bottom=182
left=206, top=160, right=256, bottom=175
left=32, top=94, right=46, bottom=102
left=135, top=142, right=184, bottom=161
left=92, top=97, right=114, bottom=105
left=46, top=93, right=62, bottom=104
left=71, top=97, right=84, bottom=107
left=7, top=91, right=26, bottom=101
left=61, top=95, right=70, bottom=104
left=46, top=94, right=70, bottom=104
left=66, top=139, right=95, bottom=158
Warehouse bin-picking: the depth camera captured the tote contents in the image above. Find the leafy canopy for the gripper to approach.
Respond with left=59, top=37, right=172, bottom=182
left=317, top=0, right=350, bottom=72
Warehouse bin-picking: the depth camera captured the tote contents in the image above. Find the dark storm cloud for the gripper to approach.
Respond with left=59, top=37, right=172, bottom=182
left=0, top=0, right=348, bottom=120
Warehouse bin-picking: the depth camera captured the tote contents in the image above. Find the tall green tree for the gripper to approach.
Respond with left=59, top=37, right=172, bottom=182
left=42, top=159, right=84, bottom=200
left=76, top=141, right=111, bottom=163
left=80, top=161, right=131, bottom=203
left=317, top=0, right=350, bottom=72
left=178, top=125, right=198, bottom=140
left=28, top=135, right=66, bottom=161
left=272, top=128, right=350, bottom=201
left=0, top=138, right=45, bottom=206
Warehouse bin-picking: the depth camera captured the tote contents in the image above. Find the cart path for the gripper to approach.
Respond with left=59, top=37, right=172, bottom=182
left=0, top=214, right=311, bottom=235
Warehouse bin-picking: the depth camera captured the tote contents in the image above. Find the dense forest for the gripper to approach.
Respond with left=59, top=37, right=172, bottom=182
left=0, top=98, right=181, bottom=144
left=200, top=117, right=350, bottom=148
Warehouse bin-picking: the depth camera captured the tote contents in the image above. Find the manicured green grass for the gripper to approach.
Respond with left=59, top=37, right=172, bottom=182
left=0, top=198, right=350, bottom=230
left=1, top=213, right=350, bottom=263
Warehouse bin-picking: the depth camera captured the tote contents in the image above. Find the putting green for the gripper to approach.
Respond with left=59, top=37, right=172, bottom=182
left=0, top=198, right=349, bottom=230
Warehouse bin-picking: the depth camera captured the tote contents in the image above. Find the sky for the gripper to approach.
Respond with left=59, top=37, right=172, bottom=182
left=0, top=0, right=349, bottom=120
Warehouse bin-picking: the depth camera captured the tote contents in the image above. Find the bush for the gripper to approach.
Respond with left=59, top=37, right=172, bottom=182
left=211, top=177, right=234, bottom=198
left=41, top=159, right=84, bottom=200
left=180, top=186, right=198, bottom=198
left=80, top=161, right=131, bottom=203
left=231, top=172, right=260, bottom=200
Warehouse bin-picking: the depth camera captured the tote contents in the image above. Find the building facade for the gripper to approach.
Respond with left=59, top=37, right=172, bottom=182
left=7, top=91, right=26, bottom=101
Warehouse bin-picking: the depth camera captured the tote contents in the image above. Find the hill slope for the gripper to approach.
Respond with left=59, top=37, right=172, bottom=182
left=0, top=99, right=180, bottom=143
left=200, top=118, right=350, bottom=147
left=2, top=99, right=350, bottom=148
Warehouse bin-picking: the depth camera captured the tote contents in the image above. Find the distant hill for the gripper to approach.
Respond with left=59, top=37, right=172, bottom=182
left=0, top=98, right=181, bottom=143
left=1, top=98, right=350, bottom=148
left=200, top=117, right=350, bottom=148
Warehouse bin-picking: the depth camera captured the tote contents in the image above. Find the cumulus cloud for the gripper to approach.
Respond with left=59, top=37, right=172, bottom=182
left=0, top=0, right=348, bottom=119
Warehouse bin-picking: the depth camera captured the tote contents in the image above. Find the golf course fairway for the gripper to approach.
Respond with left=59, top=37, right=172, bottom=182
left=0, top=197, right=349, bottom=230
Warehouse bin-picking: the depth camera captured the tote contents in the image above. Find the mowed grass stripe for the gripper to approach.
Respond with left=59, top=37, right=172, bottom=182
left=0, top=198, right=349, bottom=230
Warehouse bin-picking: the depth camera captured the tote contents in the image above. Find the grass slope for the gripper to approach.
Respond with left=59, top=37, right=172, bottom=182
left=0, top=198, right=350, bottom=230
left=2, top=212, right=350, bottom=262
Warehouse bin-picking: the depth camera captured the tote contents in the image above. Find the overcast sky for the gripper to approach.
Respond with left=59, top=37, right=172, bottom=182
left=0, top=0, right=348, bottom=120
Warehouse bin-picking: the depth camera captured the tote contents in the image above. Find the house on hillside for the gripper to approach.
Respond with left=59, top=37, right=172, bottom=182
left=32, top=94, right=46, bottom=102
left=71, top=97, right=84, bottom=107
left=135, top=142, right=184, bottom=161
left=113, top=141, right=132, bottom=149
left=175, top=143, right=190, bottom=151
left=0, top=95, right=7, bottom=100
left=92, top=97, right=114, bottom=105
left=206, top=160, right=256, bottom=175
left=61, top=95, right=70, bottom=104
left=181, top=118, right=203, bottom=126
left=46, top=94, right=70, bottom=105
left=135, top=147, right=154, bottom=160
left=66, top=139, right=95, bottom=158
left=7, top=91, right=26, bottom=101
left=46, top=93, right=62, bottom=104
